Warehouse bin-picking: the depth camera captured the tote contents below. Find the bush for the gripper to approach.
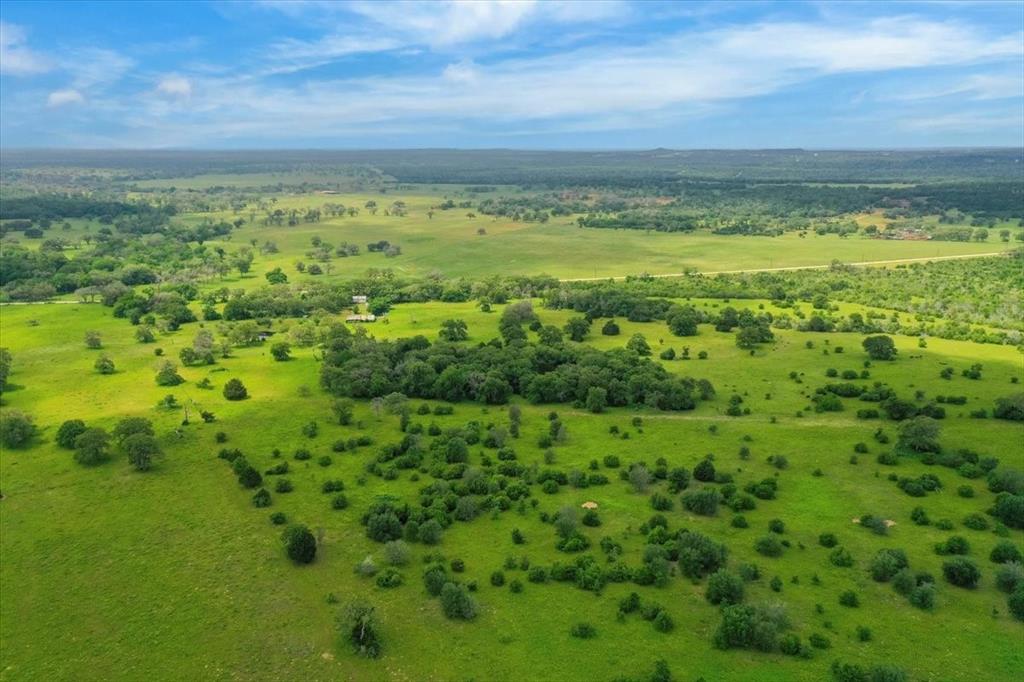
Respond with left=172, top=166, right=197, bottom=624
left=909, top=584, right=935, bottom=610
left=375, top=568, right=403, bottom=588
left=384, top=540, right=410, bottom=566
left=838, top=590, right=860, bottom=607
left=281, top=524, right=317, bottom=564
left=934, top=535, right=970, bottom=556
left=339, top=601, right=382, bottom=658
left=830, top=547, right=854, bottom=568
left=942, top=557, right=980, bottom=588
left=681, top=488, right=721, bottom=516
left=870, top=549, right=909, bottom=582
left=490, top=571, right=505, bottom=587
left=713, top=603, right=789, bottom=652
left=270, top=511, right=287, bottom=525
left=0, top=410, right=35, bottom=448
left=56, top=419, right=87, bottom=449
left=693, top=459, right=716, bottom=482
left=331, top=494, right=349, bottom=510
left=439, top=582, right=477, bottom=620
left=819, top=532, right=838, bottom=548
left=274, top=478, right=294, bottom=493
left=570, top=622, right=597, bottom=639
left=252, top=488, right=272, bottom=507
left=676, top=531, right=727, bottom=579
left=223, top=378, right=248, bottom=400
left=755, top=535, right=784, bottom=557
left=991, top=541, right=1023, bottom=565
left=995, top=562, right=1024, bottom=593
left=1010, top=585, right=1024, bottom=621
left=706, top=570, right=745, bottom=606
left=73, top=427, right=111, bottom=466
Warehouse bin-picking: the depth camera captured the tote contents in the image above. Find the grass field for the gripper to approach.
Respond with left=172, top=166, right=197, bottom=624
left=157, top=192, right=1018, bottom=287
left=1, top=296, right=1021, bottom=681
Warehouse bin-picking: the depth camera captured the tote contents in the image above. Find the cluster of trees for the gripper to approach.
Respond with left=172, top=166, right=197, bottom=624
left=55, top=416, right=160, bottom=470
left=320, top=310, right=712, bottom=411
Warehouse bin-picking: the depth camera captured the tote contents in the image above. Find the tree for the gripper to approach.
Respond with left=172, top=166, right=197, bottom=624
left=56, top=419, right=87, bottom=448
left=94, top=355, right=115, bottom=374
left=706, top=570, right=745, bottom=605
left=862, top=335, right=897, bottom=360
left=0, top=347, right=13, bottom=391
left=440, top=582, right=477, bottom=620
left=113, top=417, right=155, bottom=444
left=332, top=398, right=355, bottom=425
left=585, top=386, right=607, bottom=413
left=84, top=330, right=102, bottom=349
left=282, top=524, right=317, bottom=564
left=626, top=333, right=651, bottom=356
left=155, top=361, right=184, bottom=386
left=74, top=427, right=111, bottom=465
left=265, top=267, right=288, bottom=285
left=898, top=416, right=941, bottom=453
left=223, top=378, right=248, bottom=400
left=124, top=433, right=160, bottom=471
left=339, top=601, right=382, bottom=658
left=601, top=319, right=620, bottom=336
left=439, top=319, right=469, bottom=342
left=629, top=464, right=652, bottom=492
left=993, top=394, right=1024, bottom=421
left=0, top=410, right=35, bottom=448
left=270, top=342, right=291, bottom=361
left=943, top=557, right=981, bottom=588
left=563, top=317, right=591, bottom=342
left=693, top=458, right=716, bottom=482
left=667, top=306, right=699, bottom=336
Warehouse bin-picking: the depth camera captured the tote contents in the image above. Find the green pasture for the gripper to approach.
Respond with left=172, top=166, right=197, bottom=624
left=1, top=298, right=1021, bottom=681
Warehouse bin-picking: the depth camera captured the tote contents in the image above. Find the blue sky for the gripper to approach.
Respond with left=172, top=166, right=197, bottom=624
left=0, top=0, right=1021, bottom=149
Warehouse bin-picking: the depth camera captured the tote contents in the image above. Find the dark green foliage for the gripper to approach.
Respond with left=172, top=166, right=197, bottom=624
left=818, top=533, right=838, bottom=548
left=252, top=488, right=271, bottom=507
left=713, top=603, right=789, bottom=652
left=439, top=582, right=477, bottom=620
left=838, top=590, right=860, bottom=607
left=870, top=549, right=909, bottom=582
left=990, top=541, right=1023, bottom=564
left=755, top=535, right=784, bottom=557
left=705, top=570, right=745, bottom=606
left=862, top=335, right=897, bottom=361
left=56, top=419, right=87, bottom=449
left=281, top=524, right=317, bottom=564
left=942, top=557, right=980, bottom=588
left=123, top=433, right=159, bottom=472
left=681, top=489, right=720, bottom=516
left=570, top=622, right=597, bottom=639
left=0, top=410, right=36, bottom=448
left=693, top=458, right=716, bottom=482
left=676, top=531, right=727, bottom=579
left=73, top=427, right=111, bottom=465
left=223, top=378, right=248, bottom=400
left=339, top=601, right=382, bottom=658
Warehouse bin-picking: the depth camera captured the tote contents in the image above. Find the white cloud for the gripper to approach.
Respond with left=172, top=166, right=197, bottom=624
left=0, top=21, right=51, bottom=75
left=156, top=74, right=193, bottom=98
left=47, top=89, right=85, bottom=107
left=62, top=47, right=134, bottom=89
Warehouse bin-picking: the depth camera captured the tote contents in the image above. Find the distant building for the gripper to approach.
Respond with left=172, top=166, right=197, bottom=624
left=346, top=314, right=376, bottom=323
left=352, top=295, right=368, bottom=304
left=257, top=330, right=275, bottom=341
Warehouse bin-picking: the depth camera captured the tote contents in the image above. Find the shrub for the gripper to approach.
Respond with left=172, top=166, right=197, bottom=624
left=281, top=524, right=317, bottom=564
left=251, top=488, right=272, bottom=507
left=995, top=562, right=1024, bottom=593
left=439, top=582, right=477, bottom=620
left=991, top=541, right=1023, bottom=565
left=870, top=549, right=909, bottom=582
left=676, top=531, right=727, bottom=579
left=375, top=568, right=403, bottom=588
left=274, top=478, right=294, bottom=493
left=808, top=633, right=830, bottom=649
left=490, top=571, right=505, bottom=587
left=755, top=535, right=784, bottom=557
left=693, top=458, right=716, bottom=482
left=570, top=622, right=597, bottom=639
left=223, top=378, right=248, bottom=400
left=1009, top=585, right=1024, bottom=621
left=962, top=513, right=989, bottom=531
left=934, top=535, right=970, bottom=556
left=73, top=427, right=111, bottom=466
left=706, top=570, right=745, bottom=606
left=56, top=419, right=87, bottom=449
left=269, top=512, right=287, bottom=525
left=331, top=494, right=349, bottom=510
left=819, top=532, right=838, bottom=548
left=838, top=590, right=859, bottom=607
left=384, top=540, right=411, bottom=566
left=909, top=584, right=935, bottom=610
left=942, top=557, right=980, bottom=588
left=830, top=547, right=854, bottom=568
left=681, top=488, right=721, bottom=516
left=0, top=410, right=35, bottom=449
left=339, top=601, right=382, bottom=658
left=713, top=603, right=789, bottom=652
